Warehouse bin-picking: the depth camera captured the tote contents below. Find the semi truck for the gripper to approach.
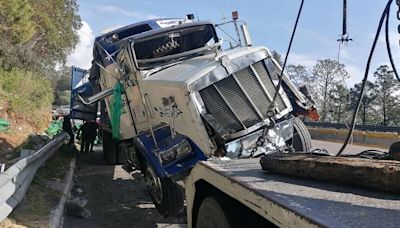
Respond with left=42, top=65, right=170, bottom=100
left=70, top=14, right=319, bottom=217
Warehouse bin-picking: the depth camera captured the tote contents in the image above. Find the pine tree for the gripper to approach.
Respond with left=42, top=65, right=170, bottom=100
left=328, top=84, right=350, bottom=123
left=349, top=81, right=377, bottom=125
left=286, top=64, right=311, bottom=86
left=373, top=65, right=399, bottom=126
left=311, top=59, right=349, bottom=122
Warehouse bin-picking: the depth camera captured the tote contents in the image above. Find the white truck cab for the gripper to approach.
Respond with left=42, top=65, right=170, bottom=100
left=71, top=14, right=318, bottom=217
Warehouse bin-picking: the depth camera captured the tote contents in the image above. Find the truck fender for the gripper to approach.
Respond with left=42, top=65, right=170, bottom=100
left=133, top=133, right=168, bottom=178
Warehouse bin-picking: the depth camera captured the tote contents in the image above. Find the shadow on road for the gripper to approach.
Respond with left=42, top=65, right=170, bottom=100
left=63, top=148, right=184, bottom=228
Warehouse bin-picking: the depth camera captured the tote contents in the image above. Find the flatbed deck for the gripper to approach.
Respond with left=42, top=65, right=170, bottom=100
left=187, top=158, right=400, bottom=228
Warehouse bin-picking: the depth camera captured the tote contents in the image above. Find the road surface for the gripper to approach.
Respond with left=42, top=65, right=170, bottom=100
left=63, top=147, right=185, bottom=228
left=312, top=139, right=387, bottom=155
left=63, top=140, right=386, bottom=227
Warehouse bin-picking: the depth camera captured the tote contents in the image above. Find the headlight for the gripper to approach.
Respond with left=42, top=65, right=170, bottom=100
left=159, top=140, right=192, bottom=164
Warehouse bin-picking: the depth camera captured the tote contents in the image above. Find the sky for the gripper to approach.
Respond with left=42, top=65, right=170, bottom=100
left=66, top=0, right=400, bottom=86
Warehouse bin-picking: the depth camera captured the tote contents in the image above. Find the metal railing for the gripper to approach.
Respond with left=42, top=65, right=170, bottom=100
left=304, top=122, right=400, bottom=133
left=0, top=133, right=68, bottom=222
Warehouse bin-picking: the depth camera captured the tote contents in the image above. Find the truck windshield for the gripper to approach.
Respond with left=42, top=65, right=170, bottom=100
left=133, top=24, right=218, bottom=69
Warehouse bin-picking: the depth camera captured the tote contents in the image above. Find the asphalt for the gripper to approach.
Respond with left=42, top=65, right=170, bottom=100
left=63, top=147, right=185, bottom=228
left=311, top=139, right=387, bottom=155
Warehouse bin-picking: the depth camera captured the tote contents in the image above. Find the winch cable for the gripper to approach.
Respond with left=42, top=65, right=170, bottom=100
left=271, top=0, right=305, bottom=106
left=385, top=1, right=400, bottom=83
left=336, top=0, right=392, bottom=156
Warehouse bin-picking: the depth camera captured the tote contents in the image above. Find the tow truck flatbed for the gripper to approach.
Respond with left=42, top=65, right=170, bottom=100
left=185, top=158, right=400, bottom=228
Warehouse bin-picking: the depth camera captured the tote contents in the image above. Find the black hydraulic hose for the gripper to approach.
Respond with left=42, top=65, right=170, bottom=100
left=336, top=0, right=392, bottom=156
left=385, top=2, right=400, bottom=83
left=272, top=0, right=305, bottom=104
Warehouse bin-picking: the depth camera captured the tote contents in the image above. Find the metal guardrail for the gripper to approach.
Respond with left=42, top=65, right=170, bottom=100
left=304, top=122, right=400, bottom=133
left=0, top=132, right=68, bottom=222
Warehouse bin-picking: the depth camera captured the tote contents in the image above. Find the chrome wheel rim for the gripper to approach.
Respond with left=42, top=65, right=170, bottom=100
left=144, top=165, right=163, bottom=204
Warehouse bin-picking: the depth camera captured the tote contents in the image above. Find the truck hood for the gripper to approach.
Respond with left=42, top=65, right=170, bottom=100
left=142, top=46, right=268, bottom=89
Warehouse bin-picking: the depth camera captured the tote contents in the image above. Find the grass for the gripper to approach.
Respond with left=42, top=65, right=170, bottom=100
left=0, top=68, right=53, bottom=130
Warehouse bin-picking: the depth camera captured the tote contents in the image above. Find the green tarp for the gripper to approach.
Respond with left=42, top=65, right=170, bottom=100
left=0, top=119, right=10, bottom=132
left=110, top=82, right=123, bottom=140
left=46, top=119, right=63, bottom=138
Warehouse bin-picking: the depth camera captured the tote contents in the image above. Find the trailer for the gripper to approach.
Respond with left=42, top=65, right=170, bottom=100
left=185, top=158, right=400, bottom=228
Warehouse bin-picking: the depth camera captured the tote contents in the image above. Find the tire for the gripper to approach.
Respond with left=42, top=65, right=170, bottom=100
left=102, top=130, right=126, bottom=165
left=292, top=117, right=312, bottom=153
left=142, top=162, right=184, bottom=217
left=196, top=197, right=231, bottom=228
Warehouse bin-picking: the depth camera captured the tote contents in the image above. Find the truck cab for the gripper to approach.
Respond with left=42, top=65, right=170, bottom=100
left=71, top=15, right=318, bottom=217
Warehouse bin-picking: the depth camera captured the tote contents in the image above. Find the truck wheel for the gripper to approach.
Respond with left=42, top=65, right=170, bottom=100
left=196, top=197, right=230, bottom=228
left=142, top=163, right=184, bottom=217
left=102, top=131, right=125, bottom=165
left=292, top=117, right=312, bottom=153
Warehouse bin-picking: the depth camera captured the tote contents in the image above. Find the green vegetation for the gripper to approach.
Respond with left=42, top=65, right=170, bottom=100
left=0, top=68, right=53, bottom=115
left=286, top=61, right=400, bottom=126
left=0, top=0, right=81, bottom=128
left=51, top=66, right=73, bottom=106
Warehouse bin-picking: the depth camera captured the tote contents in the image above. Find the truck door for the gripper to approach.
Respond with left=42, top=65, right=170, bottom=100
left=117, top=50, right=148, bottom=126
left=96, top=49, right=148, bottom=140
left=113, top=49, right=149, bottom=137
left=70, top=66, right=98, bottom=120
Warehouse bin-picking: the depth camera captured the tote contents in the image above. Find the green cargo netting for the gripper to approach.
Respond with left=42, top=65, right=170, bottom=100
left=110, top=82, right=124, bottom=140
left=0, top=119, right=10, bottom=132
left=46, top=119, right=63, bottom=138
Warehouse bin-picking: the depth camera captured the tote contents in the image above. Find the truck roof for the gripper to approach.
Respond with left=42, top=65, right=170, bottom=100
left=93, top=18, right=195, bottom=67
left=95, top=18, right=185, bottom=42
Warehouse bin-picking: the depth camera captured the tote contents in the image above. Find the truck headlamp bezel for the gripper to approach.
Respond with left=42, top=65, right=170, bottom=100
left=158, top=140, right=192, bottom=164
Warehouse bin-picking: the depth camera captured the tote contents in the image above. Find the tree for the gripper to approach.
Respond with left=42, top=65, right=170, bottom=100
left=28, top=0, right=81, bottom=66
left=54, top=90, right=71, bottom=106
left=328, top=84, right=350, bottom=123
left=0, top=0, right=81, bottom=71
left=271, top=50, right=283, bottom=66
left=311, top=59, right=349, bottom=122
left=0, top=0, right=81, bottom=126
left=349, top=81, right=377, bottom=125
left=373, top=65, right=399, bottom=126
left=286, top=64, right=311, bottom=85
left=0, top=0, right=36, bottom=44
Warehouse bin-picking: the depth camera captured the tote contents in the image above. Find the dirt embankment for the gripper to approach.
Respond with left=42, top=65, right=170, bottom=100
left=0, top=100, right=52, bottom=165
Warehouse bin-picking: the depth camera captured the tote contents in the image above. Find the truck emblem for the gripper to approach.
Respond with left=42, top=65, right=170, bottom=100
left=154, top=96, right=182, bottom=118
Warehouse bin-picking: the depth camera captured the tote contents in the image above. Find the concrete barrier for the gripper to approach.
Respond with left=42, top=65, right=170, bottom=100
left=308, top=128, right=400, bottom=148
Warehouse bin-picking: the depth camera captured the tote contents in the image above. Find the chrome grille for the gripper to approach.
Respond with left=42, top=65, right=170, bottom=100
left=200, top=85, right=243, bottom=132
left=252, top=61, right=287, bottom=111
left=235, top=66, right=271, bottom=118
left=200, top=60, right=287, bottom=133
left=216, top=77, right=260, bottom=127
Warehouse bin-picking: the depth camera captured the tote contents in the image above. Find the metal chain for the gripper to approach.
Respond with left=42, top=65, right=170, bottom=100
left=248, top=135, right=267, bottom=157
left=245, top=128, right=282, bottom=158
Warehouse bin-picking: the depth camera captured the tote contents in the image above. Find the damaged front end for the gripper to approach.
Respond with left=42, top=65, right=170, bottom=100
left=190, top=48, right=319, bottom=158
